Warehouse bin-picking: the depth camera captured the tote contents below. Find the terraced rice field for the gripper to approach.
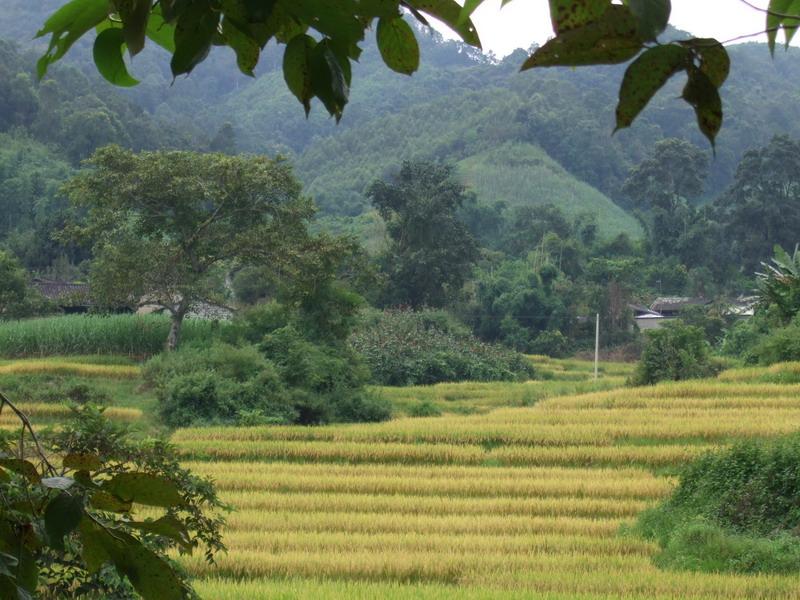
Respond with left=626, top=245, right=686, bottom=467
left=172, top=369, right=800, bottom=598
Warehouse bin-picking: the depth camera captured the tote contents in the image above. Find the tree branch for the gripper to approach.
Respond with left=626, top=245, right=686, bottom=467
left=0, top=391, right=57, bottom=477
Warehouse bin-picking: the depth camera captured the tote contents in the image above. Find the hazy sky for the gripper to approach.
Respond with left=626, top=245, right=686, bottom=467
left=440, top=0, right=774, bottom=57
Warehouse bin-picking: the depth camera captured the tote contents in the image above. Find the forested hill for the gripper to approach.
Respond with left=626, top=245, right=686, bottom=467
left=4, top=2, right=800, bottom=238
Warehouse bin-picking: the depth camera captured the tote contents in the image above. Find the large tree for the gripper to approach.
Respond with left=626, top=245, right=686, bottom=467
left=0, top=250, right=47, bottom=319
left=64, top=145, right=314, bottom=350
left=369, top=161, right=479, bottom=308
left=39, top=0, right=795, bottom=145
left=622, top=138, right=709, bottom=259
left=715, top=135, right=800, bottom=272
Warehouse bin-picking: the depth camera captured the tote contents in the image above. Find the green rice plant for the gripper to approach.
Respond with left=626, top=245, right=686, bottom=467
left=0, top=314, right=222, bottom=358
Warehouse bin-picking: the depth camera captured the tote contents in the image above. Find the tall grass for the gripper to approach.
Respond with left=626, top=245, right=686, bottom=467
left=0, top=314, right=223, bottom=358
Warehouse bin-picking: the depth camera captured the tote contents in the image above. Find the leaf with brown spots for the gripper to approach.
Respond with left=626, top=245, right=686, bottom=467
left=615, top=44, right=689, bottom=131
left=548, top=0, right=610, bottom=34
left=682, top=67, right=723, bottom=148
left=523, top=5, right=643, bottom=69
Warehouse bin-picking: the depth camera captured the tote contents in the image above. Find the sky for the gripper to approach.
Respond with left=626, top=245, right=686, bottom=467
left=437, top=0, right=774, bottom=57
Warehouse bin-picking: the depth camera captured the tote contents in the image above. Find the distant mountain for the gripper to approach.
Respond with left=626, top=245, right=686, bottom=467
left=5, top=4, right=800, bottom=241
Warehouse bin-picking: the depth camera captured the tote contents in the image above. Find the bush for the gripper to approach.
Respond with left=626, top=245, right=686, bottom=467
left=407, top=400, right=443, bottom=418
left=350, top=309, right=535, bottom=386
left=528, top=330, right=572, bottom=358
left=633, top=435, right=800, bottom=574
left=144, top=342, right=294, bottom=428
left=749, top=319, right=800, bottom=365
left=0, top=314, right=222, bottom=358
left=0, top=373, right=111, bottom=405
left=632, top=322, right=720, bottom=385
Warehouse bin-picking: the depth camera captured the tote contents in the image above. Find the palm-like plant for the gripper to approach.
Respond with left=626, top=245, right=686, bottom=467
left=756, top=245, right=800, bottom=323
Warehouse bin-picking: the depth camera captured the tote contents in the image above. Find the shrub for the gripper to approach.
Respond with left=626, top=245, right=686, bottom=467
left=633, top=434, right=800, bottom=574
left=750, top=320, right=800, bottom=365
left=528, top=330, right=572, bottom=358
left=407, top=400, right=443, bottom=418
left=632, top=322, right=719, bottom=385
left=144, top=342, right=294, bottom=428
left=350, top=309, right=535, bottom=386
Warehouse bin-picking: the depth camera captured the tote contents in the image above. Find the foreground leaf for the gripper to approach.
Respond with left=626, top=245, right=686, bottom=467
left=44, top=493, right=83, bottom=551
left=377, top=16, right=420, bottom=75
left=616, top=44, right=689, bottom=131
left=35, top=0, right=110, bottom=78
left=683, top=67, right=723, bottom=147
left=93, top=27, right=140, bottom=87
left=283, top=34, right=317, bottom=115
left=0, top=460, right=39, bottom=483
left=548, top=0, right=609, bottom=33
left=79, top=518, right=187, bottom=600
left=103, top=473, right=183, bottom=508
left=625, top=0, right=671, bottom=41
left=523, top=5, right=643, bottom=69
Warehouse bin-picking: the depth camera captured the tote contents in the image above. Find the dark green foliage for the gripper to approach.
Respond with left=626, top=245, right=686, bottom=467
left=632, top=322, right=719, bottom=385
left=716, top=137, right=800, bottom=274
left=407, top=401, right=443, bottom=418
left=470, top=258, right=574, bottom=354
left=143, top=343, right=293, bottom=428
left=370, top=162, right=479, bottom=308
left=0, top=250, right=50, bottom=319
left=750, top=320, right=800, bottom=365
left=0, top=399, right=225, bottom=598
left=350, top=309, right=535, bottom=386
left=756, top=244, right=800, bottom=324
left=633, top=435, right=800, bottom=574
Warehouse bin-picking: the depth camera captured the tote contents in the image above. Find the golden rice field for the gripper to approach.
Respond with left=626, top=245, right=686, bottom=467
left=168, top=364, right=800, bottom=599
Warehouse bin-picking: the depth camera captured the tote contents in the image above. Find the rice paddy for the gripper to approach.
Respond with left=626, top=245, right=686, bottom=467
left=5, top=352, right=800, bottom=597
left=164, top=363, right=800, bottom=597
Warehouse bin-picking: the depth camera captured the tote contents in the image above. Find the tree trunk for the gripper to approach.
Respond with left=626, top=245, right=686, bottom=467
left=166, top=312, right=184, bottom=352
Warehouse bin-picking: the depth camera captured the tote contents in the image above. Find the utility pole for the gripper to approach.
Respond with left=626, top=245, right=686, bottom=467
left=594, top=313, right=600, bottom=381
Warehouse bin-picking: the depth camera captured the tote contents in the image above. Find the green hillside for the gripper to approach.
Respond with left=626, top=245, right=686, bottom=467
left=457, top=143, right=642, bottom=240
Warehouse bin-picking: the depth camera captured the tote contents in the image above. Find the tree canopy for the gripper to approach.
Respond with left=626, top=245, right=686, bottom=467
left=37, top=0, right=800, bottom=145
left=64, top=146, right=315, bottom=350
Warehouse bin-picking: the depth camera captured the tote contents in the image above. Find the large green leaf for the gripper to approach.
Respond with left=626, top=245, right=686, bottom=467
left=103, top=473, right=183, bottom=508
left=406, top=0, right=482, bottom=47
left=79, top=518, right=187, bottom=600
left=63, top=452, right=102, bottom=472
left=0, top=460, right=39, bottom=484
left=376, top=16, right=420, bottom=75
left=44, top=493, right=83, bottom=552
left=222, top=17, right=260, bottom=76
left=682, top=67, right=723, bottom=147
left=146, top=5, right=177, bottom=53
left=113, top=0, right=151, bottom=55
left=89, top=490, right=133, bottom=513
left=548, top=0, right=609, bottom=33
left=128, top=515, right=192, bottom=552
left=688, top=39, right=730, bottom=88
left=624, top=0, right=670, bottom=41
left=170, top=0, right=220, bottom=77
left=458, top=0, right=485, bottom=26
left=522, top=5, right=643, bottom=69
left=310, top=40, right=350, bottom=121
left=93, top=27, right=140, bottom=87
left=35, top=0, right=110, bottom=78
left=283, top=34, right=317, bottom=115
left=615, top=45, right=688, bottom=131
left=767, top=0, right=800, bottom=54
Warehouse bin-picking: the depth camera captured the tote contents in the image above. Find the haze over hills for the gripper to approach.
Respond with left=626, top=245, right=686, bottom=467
left=4, top=2, right=800, bottom=240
